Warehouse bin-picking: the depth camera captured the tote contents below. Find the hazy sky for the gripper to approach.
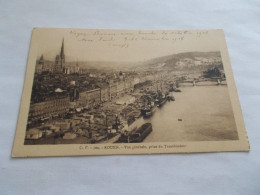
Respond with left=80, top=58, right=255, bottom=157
left=32, top=28, right=224, bottom=62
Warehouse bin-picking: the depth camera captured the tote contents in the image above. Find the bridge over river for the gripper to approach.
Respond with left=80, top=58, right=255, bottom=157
left=178, top=78, right=227, bottom=86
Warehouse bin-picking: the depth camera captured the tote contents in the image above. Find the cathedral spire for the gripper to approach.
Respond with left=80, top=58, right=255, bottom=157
left=60, top=38, right=64, bottom=58
left=60, top=38, right=65, bottom=69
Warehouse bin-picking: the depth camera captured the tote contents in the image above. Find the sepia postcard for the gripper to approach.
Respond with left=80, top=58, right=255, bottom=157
left=12, top=28, right=250, bottom=157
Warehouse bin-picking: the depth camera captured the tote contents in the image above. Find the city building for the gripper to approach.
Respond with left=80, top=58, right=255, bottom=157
left=63, top=62, right=80, bottom=74
left=109, top=82, right=118, bottom=100
left=28, top=96, right=70, bottom=124
left=78, top=88, right=101, bottom=108
left=100, top=85, right=110, bottom=102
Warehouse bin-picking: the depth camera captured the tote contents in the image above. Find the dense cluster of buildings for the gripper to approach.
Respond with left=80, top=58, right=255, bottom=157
left=28, top=76, right=150, bottom=125
left=29, top=39, right=153, bottom=126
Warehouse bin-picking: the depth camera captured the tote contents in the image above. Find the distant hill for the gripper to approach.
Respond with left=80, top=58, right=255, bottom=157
left=140, top=51, right=223, bottom=72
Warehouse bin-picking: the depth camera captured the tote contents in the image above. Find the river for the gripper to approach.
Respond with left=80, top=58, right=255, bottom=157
left=129, top=84, right=239, bottom=142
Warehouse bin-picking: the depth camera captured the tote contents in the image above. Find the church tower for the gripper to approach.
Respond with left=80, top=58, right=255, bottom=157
left=54, top=38, right=65, bottom=72
left=60, top=38, right=65, bottom=67
left=36, top=54, right=44, bottom=74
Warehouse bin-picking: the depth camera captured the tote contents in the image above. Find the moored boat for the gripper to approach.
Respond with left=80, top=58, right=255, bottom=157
left=157, top=98, right=167, bottom=107
left=167, top=95, right=175, bottom=101
left=141, top=105, right=155, bottom=118
left=118, top=123, right=152, bottom=143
